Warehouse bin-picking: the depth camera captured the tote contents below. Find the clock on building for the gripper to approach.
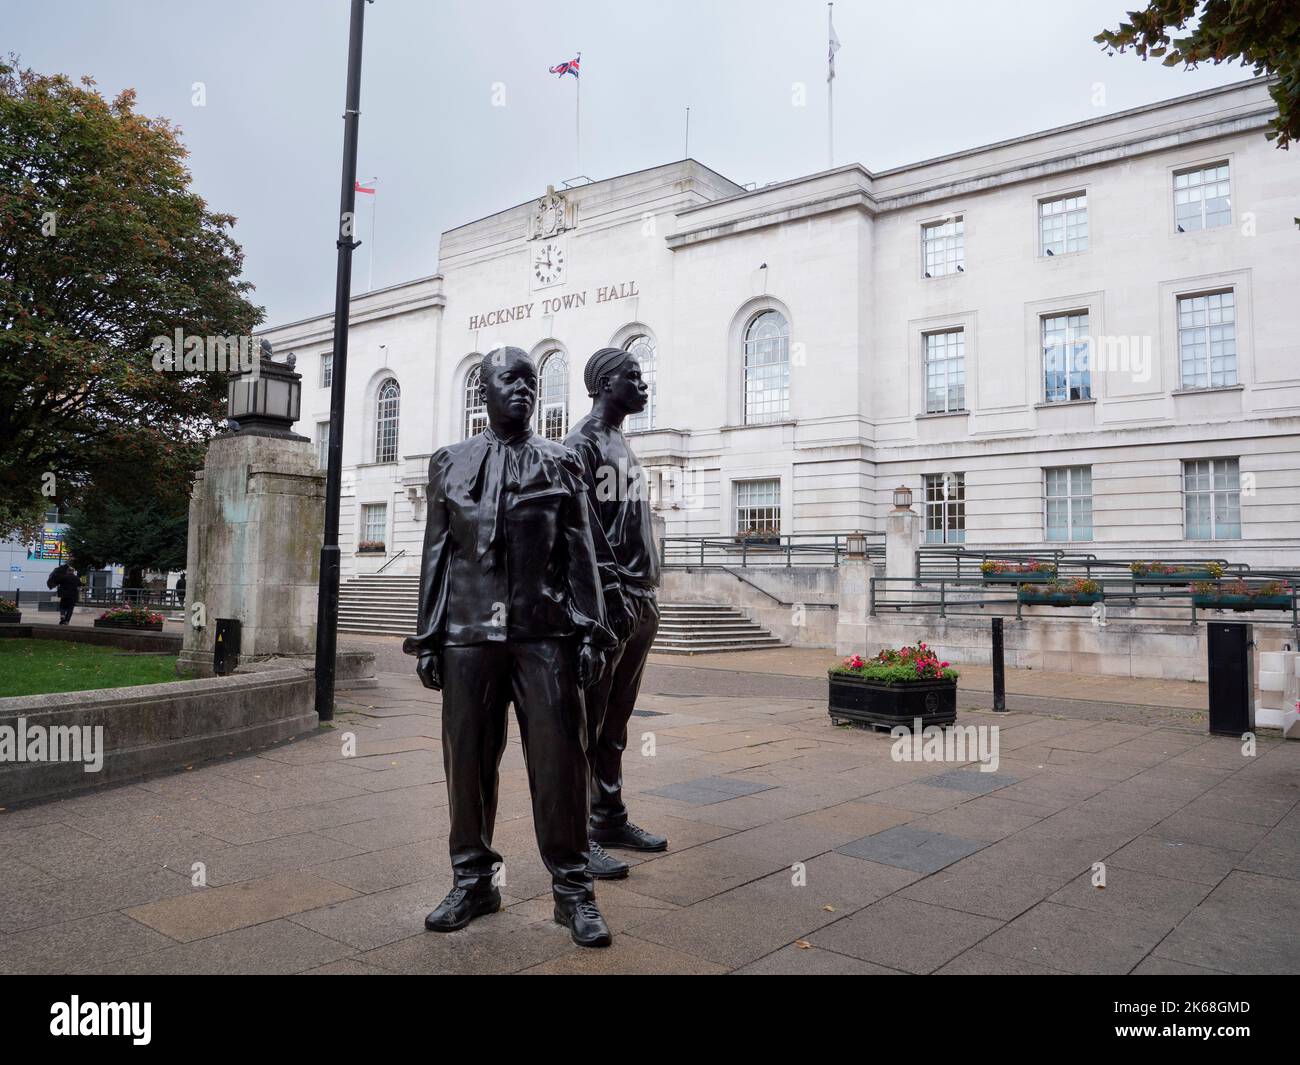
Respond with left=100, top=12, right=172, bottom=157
left=531, top=239, right=566, bottom=289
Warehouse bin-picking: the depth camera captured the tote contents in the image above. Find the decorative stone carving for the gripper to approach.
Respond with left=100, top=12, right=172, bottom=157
left=531, top=185, right=570, bottom=239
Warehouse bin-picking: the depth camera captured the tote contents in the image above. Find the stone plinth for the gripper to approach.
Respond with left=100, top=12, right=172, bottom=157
left=179, top=432, right=325, bottom=676
left=884, top=508, right=920, bottom=602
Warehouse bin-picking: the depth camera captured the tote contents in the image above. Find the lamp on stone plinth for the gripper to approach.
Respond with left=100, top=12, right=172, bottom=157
left=226, top=339, right=305, bottom=439
left=893, top=485, right=913, bottom=511
left=845, top=530, right=866, bottom=558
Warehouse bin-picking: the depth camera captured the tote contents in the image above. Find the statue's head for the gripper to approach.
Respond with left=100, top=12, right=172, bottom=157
left=480, top=347, right=537, bottom=428
left=584, top=347, right=648, bottom=417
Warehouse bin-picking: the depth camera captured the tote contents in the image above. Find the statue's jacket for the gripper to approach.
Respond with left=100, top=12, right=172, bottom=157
left=407, top=427, right=616, bottom=652
left=564, top=414, right=661, bottom=594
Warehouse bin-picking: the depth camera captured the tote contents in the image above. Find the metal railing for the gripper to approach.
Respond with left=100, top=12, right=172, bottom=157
left=377, top=549, right=408, bottom=574
left=661, top=532, right=884, bottom=568
left=869, top=574, right=1300, bottom=635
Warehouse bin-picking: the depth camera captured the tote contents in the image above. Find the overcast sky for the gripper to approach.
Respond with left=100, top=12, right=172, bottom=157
left=8, top=0, right=1259, bottom=325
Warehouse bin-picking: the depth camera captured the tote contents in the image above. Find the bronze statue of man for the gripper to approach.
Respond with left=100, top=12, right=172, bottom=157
left=565, top=348, right=668, bottom=878
left=403, top=346, right=617, bottom=948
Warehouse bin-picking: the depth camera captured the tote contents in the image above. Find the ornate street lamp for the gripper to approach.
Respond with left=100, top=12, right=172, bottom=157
left=845, top=530, right=867, bottom=558
left=227, top=339, right=305, bottom=438
left=893, top=484, right=913, bottom=511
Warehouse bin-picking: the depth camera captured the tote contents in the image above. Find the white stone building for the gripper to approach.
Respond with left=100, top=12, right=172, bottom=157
left=262, top=78, right=1299, bottom=580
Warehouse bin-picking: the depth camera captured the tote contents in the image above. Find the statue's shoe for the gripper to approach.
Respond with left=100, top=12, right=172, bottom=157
left=590, top=821, right=668, bottom=852
left=588, top=840, right=630, bottom=879
left=424, top=886, right=501, bottom=932
left=554, top=899, right=613, bottom=948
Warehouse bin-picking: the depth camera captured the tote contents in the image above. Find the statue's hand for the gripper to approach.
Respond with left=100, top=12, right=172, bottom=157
left=604, top=587, right=634, bottom=643
left=416, top=651, right=443, bottom=691
left=577, top=642, right=604, bottom=688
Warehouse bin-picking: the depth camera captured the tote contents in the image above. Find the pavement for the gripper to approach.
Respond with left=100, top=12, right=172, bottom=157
left=1, top=640, right=1297, bottom=975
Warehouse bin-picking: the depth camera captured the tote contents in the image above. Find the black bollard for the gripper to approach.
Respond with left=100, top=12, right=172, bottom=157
left=1207, top=622, right=1253, bottom=736
left=992, top=616, right=1007, bottom=712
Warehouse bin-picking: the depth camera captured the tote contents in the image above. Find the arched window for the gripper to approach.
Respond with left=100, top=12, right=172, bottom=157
left=623, top=334, right=656, bottom=432
left=463, top=365, right=487, bottom=439
left=536, top=351, right=569, bottom=440
left=743, top=311, right=790, bottom=425
left=375, top=378, right=400, bottom=462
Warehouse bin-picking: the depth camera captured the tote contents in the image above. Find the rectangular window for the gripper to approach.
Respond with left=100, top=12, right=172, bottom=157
left=921, top=216, right=964, bottom=277
left=923, top=329, right=966, bottom=413
left=1039, top=192, right=1088, bottom=255
left=1178, top=290, right=1237, bottom=389
left=317, top=421, right=330, bottom=470
left=734, top=478, right=781, bottom=535
left=1044, top=466, right=1092, bottom=542
left=362, top=503, right=387, bottom=545
left=321, top=352, right=333, bottom=389
left=924, top=473, right=965, bottom=544
left=1174, top=162, right=1231, bottom=232
left=1183, top=458, right=1241, bottom=540
left=1042, top=311, right=1091, bottom=403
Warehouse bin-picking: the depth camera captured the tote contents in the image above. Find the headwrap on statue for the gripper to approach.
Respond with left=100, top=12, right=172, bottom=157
left=584, top=347, right=633, bottom=397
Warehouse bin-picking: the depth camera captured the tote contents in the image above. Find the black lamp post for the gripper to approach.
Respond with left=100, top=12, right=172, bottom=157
left=314, top=0, right=368, bottom=723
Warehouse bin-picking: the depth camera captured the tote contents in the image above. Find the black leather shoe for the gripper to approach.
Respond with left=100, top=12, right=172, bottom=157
left=588, top=841, right=630, bottom=880
left=424, top=886, right=500, bottom=932
left=554, top=898, right=612, bottom=948
left=590, top=821, right=667, bottom=852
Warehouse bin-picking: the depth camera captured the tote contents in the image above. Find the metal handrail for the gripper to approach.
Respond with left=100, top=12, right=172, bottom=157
left=867, top=574, right=1299, bottom=635
left=377, top=549, right=408, bottom=574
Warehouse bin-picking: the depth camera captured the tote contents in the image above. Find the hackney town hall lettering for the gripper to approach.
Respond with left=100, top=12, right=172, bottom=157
left=468, top=282, right=640, bottom=331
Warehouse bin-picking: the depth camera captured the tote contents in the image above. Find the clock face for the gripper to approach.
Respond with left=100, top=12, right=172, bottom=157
left=532, top=240, right=565, bottom=288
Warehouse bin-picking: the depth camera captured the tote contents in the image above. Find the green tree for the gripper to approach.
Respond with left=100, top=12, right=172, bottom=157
left=0, top=60, right=262, bottom=538
left=1096, top=1, right=1300, bottom=148
left=64, top=496, right=189, bottom=589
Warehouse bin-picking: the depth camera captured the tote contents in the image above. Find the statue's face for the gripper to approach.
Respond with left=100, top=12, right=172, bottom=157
left=481, top=350, right=537, bottom=425
left=601, top=358, right=648, bottom=415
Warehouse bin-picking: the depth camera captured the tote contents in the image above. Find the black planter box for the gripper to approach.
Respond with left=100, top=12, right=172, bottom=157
left=94, top=618, right=164, bottom=632
left=1192, top=594, right=1291, bottom=612
left=0, top=613, right=21, bottom=624
left=1018, top=590, right=1103, bottom=607
left=983, top=570, right=1055, bottom=584
left=828, top=673, right=957, bottom=729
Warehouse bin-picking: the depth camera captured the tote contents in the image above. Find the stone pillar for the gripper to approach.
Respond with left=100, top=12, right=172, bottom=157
left=835, top=557, right=877, bottom=654
left=178, top=432, right=325, bottom=676
left=885, top=506, right=920, bottom=603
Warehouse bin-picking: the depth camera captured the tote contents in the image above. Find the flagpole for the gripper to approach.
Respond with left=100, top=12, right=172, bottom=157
left=684, top=106, right=690, bottom=159
left=367, top=177, right=378, bottom=292
left=575, top=51, right=581, bottom=174
left=827, top=2, right=834, bottom=169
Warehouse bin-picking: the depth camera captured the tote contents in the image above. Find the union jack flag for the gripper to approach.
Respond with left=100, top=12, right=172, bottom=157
left=548, top=55, right=580, bottom=78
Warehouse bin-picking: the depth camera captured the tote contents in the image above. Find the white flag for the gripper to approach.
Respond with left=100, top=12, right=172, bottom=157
left=828, top=12, right=841, bottom=82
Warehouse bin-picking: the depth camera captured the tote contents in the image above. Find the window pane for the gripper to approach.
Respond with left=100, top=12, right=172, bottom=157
left=623, top=334, right=657, bottom=432
left=375, top=379, right=400, bottom=463
left=536, top=352, right=569, bottom=439
left=743, top=312, right=790, bottom=424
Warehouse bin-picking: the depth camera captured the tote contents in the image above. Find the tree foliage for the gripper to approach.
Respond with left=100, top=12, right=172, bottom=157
left=1097, top=1, right=1300, bottom=148
left=64, top=496, right=189, bottom=580
left=0, top=59, right=263, bottom=538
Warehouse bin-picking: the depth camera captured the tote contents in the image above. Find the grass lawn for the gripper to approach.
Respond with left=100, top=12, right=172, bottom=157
left=0, top=639, right=180, bottom=698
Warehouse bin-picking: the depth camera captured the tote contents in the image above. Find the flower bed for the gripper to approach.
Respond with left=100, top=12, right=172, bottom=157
left=0, top=598, right=21, bottom=624
left=1192, top=579, right=1292, bottom=612
left=829, top=643, right=958, bottom=729
left=356, top=540, right=386, bottom=554
left=1130, top=561, right=1223, bottom=584
left=981, top=559, right=1057, bottom=583
left=93, top=605, right=165, bottom=632
left=1018, top=577, right=1102, bottom=607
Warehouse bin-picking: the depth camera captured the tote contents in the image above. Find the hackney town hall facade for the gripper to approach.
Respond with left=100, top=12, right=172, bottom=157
left=262, top=79, right=1299, bottom=581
